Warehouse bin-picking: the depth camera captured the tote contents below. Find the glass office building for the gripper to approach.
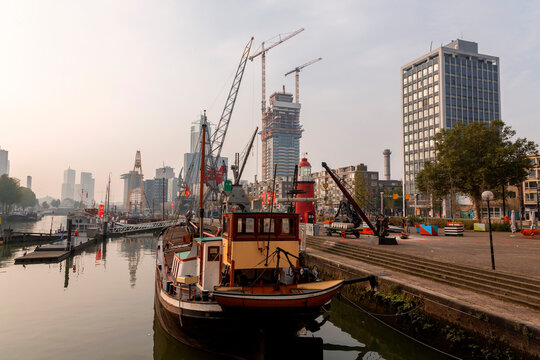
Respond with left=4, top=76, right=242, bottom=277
left=401, top=39, right=500, bottom=209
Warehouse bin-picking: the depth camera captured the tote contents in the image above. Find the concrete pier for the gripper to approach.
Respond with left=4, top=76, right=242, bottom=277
left=305, top=231, right=540, bottom=358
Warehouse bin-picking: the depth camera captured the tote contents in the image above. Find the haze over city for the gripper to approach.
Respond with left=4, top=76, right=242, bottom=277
left=1, top=0, right=539, bottom=203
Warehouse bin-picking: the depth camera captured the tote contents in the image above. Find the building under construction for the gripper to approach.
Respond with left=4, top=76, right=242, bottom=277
left=262, top=90, right=302, bottom=180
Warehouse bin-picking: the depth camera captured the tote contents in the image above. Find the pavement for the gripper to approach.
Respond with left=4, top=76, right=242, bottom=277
left=325, top=230, right=540, bottom=279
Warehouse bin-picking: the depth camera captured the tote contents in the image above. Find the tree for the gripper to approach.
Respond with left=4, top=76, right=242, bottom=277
left=0, top=175, right=22, bottom=214
left=19, top=187, right=38, bottom=209
left=42, top=201, right=50, bottom=209
left=51, top=199, right=61, bottom=208
left=416, top=120, right=537, bottom=220
left=353, top=170, right=375, bottom=211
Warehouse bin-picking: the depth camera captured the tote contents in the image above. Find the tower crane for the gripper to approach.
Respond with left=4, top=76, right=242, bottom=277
left=249, top=28, right=304, bottom=114
left=284, top=57, right=322, bottom=104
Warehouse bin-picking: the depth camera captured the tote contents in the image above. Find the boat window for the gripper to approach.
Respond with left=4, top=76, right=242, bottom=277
left=260, top=218, right=275, bottom=234
left=223, top=218, right=229, bottom=234
left=245, top=218, right=254, bottom=233
left=281, top=218, right=292, bottom=234
left=237, top=218, right=243, bottom=233
left=207, top=246, right=220, bottom=262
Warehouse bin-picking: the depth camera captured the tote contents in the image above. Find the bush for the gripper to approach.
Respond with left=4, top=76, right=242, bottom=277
left=490, top=222, right=511, bottom=232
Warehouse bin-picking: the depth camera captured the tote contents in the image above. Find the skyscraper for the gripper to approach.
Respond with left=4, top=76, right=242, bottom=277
left=0, top=148, right=9, bottom=176
left=401, top=39, right=500, bottom=209
left=80, top=172, right=95, bottom=206
left=61, top=167, right=76, bottom=200
left=261, top=90, right=302, bottom=180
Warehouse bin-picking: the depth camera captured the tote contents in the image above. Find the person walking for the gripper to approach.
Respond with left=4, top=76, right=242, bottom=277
left=406, top=218, right=411, bottom=233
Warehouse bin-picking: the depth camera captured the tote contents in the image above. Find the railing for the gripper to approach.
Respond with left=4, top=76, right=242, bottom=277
left=108, top=220, right=179, bottom=234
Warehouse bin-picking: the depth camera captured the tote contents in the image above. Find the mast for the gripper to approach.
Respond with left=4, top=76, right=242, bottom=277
left=265, top=163, right=278, bottom=266
left=199, top=111, right=207, bottom=238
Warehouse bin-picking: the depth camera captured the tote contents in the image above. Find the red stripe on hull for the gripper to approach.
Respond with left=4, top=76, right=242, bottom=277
left=214, top=287, right=340, bottom=309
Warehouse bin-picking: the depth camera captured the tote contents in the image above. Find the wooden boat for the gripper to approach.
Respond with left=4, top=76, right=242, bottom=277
left=154, top=211, right=354, bottom=350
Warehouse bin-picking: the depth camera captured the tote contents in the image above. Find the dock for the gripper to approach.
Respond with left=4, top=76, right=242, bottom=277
left=2, top=229, right=65, bottom=244
left=305, top=231, right=540, bottom=358
left=14, top=234, right=96, bottom=264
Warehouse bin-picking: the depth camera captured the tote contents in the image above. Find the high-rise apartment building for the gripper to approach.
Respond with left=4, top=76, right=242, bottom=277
left=0, top=148, right=9, bottom=176
left=401, top=39, right=500, bottom=208
left=61, top=167, right=76, bottom=200
left=26, top=176, right=32, bottom=190
left=261, top=91, right=302, bottom=180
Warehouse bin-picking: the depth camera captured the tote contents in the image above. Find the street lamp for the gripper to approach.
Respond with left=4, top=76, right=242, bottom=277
left=536, top=180, right=539, bottom=229
left=482, top=190, right=496, bottom=270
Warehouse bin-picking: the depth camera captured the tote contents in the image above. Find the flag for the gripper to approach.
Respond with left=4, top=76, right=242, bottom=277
left=185, top=185, right=191, bottom=197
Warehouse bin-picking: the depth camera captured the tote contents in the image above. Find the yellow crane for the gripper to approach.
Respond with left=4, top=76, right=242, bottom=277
left=285, top=57, right=322, bottom=104
left=249, top=28, right=304, bottom=114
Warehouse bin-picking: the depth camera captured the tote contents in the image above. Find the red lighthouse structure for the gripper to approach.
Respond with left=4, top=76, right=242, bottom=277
left=295, top=157, right=316, bottom=223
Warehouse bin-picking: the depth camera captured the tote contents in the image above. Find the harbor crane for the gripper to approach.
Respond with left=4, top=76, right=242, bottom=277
left=181, top=37, right=254, bottom=212
left=232, top=126, right=258, bottom=185
left=285, top=57, right=322, bottom=104
left=249, top=28, right=304, bottom=114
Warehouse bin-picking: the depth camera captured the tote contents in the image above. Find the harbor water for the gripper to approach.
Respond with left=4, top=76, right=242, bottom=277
left=0, top=234, right=449, bottom=359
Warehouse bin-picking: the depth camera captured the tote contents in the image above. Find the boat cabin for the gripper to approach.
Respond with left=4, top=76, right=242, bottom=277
left=172, top=236, right=222, bottom=292
left=221, top=212, right=300, bottom=286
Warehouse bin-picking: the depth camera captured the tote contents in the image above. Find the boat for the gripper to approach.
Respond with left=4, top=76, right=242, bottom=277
left=154, top=211, right=348, bottom=353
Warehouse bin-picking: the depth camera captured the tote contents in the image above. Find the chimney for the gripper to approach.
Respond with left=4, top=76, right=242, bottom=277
left=383, top=149, right=391, bottom=181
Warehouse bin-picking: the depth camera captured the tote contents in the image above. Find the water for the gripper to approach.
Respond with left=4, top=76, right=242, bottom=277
left=0, top=235, right=449, bottom=359
left=1, top=214, right=67, bottom=233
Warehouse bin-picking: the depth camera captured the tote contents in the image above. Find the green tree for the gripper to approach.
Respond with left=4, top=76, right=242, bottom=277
left=19, top=187, right=38, bottom=209
left=0, top=175, right=22, bottom=214
left=416, top=120, right=537, bottom=220
left=42, top=201, right=50, bottom=209
left=353, top=170, right=374, bottom=210
left=51, top=199, right=61, bottom=208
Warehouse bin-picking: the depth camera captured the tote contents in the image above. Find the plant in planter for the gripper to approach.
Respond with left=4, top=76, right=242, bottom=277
left=399, top=233, right=409, bottom=239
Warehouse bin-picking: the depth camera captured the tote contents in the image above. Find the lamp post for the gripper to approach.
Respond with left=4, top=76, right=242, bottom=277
left=482, top=190, right=496, bottom=270
left=536, top=180, right=539, bottom=229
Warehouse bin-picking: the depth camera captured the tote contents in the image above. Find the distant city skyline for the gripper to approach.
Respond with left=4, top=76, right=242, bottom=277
left=1, top=1, right=538, bottom=203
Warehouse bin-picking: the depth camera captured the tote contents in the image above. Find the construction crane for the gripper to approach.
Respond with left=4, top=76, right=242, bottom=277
left=126, top=150, right=145, bottom=213
left=180, top=38, right=253, bottom=212
left=232, top=126, right=258, bottom=185
left=206, top=37, right=254, bottom=199
left=284, top=57, right=322, bottom=104
left=249, top=28, right=304, bottom=114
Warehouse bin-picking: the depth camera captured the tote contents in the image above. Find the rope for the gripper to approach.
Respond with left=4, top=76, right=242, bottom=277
left=340, top=294, right=462, bottom=360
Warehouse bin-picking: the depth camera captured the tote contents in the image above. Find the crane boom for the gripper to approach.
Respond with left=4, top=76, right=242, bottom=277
left=284, top=57, right=322, bottom=76
left=249, top=28, right=304, bottom=114
left=233, top=127, right=258, bottom=185
left=284, top=57, right=322, bottom=104
left=205, top=37, right=254, bottom=202
left=321, top=162, right=378, bottom=235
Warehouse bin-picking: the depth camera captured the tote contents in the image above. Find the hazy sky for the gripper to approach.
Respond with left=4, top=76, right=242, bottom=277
left=1, top=1, right=539, bottom=203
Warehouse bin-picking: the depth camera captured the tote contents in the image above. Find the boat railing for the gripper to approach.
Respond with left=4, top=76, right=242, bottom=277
left=174, top=283, right=196, bottom=301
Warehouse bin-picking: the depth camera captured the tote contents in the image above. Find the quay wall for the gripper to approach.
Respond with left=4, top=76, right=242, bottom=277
left=305, top=252, right=540, bottom=359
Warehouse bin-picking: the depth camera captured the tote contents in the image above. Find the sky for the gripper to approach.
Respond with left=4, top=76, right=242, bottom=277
left=1, top=0, right=539, bottom=204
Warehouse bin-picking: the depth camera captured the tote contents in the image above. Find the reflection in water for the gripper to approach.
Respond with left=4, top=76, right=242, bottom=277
left=0, top=235, right=447, bottom=360
left=64, top=256, right=72, bottom=288
left=121, top=237, right=143, bottom=287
